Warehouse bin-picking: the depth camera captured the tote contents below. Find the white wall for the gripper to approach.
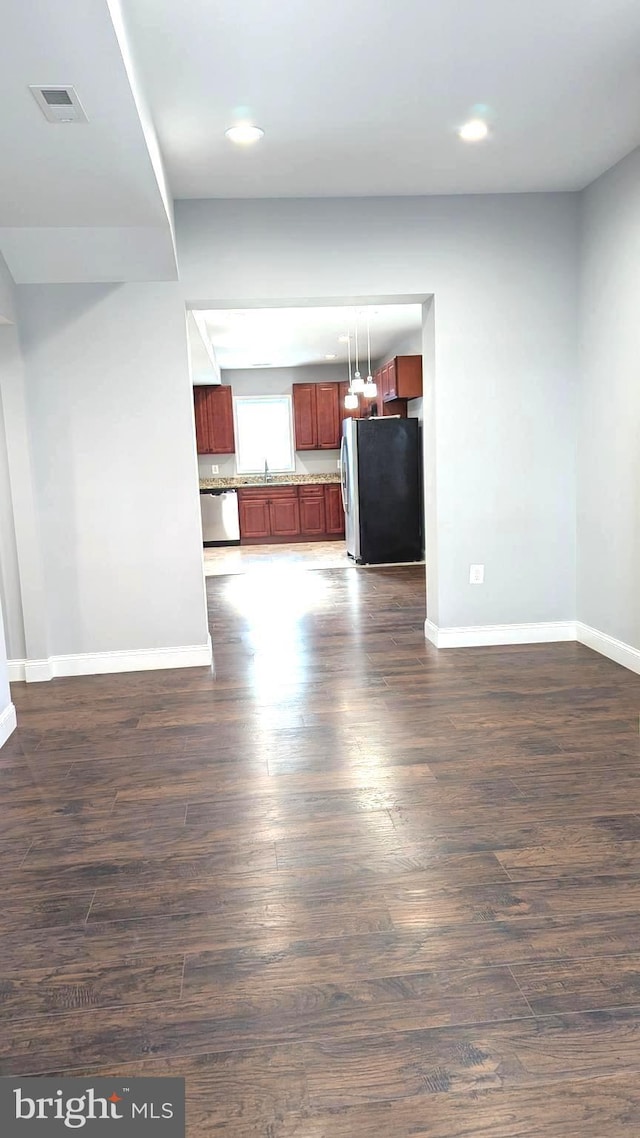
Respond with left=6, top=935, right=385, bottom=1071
left=188, top=312, right=220, bottom=385
left=0, top=189, right=584, bottom=685
left=0, top=317, right=51, bottom=672
left=0, top=599, right=14, bottom=748
left=197, top=364, right=343, bottom=479
left=406, top=397, right=423, bottom=422
left=0, top=485, right=11, bottom=739
left=0, top=256, right=24, bottom=660
left=16, top=282, right=210, bottom=664
left=177, top=194, right=579, bottom=630
left=0, top=375, right=26, bottom=659
left=0, top=255, right=18, bottom=743
left=578, top=146, right=640, bottom=649
left=0, top=248, right=51, bottom=684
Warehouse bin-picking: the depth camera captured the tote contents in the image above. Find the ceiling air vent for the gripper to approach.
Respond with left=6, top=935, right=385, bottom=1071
left=29, top=85, right=88, bottom=123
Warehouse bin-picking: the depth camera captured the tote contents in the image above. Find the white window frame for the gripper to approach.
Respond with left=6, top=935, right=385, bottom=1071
left=233, top=394, right=296, bottom=475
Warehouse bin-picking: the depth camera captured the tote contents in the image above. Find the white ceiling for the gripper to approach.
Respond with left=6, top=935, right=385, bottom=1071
left=201, top=303, right=422, bottom=370
left=0, top=1, right=176, bottom=282
left=123, top=0, right=640, bottom=199
left=0, top=2, right=169, bottom=227
left=3, top=0, right=640, bottom=283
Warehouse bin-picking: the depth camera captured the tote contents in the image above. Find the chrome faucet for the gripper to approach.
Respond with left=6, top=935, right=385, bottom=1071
left=263, top=458, right=270, bottom=483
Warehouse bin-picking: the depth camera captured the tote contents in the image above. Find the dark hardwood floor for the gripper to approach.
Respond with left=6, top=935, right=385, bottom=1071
left=3, top=564, right=640, bottom=1135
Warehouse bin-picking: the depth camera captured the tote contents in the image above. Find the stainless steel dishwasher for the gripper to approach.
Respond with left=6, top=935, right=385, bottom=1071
left=199, top=489, right=240, bottom=546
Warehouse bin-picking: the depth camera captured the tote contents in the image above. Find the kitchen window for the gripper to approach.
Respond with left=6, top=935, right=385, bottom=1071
left=234, top=395, right=296, bottom=474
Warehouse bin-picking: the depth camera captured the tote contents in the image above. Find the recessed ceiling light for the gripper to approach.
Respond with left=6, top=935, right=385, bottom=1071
left=225, top=124, right=264, bottom=145
left=337, top=335, right=350, bottom=343
left=325, top=353, right=337, bottom=360
left=458, top=119, right=489, bottom=143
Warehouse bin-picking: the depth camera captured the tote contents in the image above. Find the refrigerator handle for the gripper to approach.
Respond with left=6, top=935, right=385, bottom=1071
left=340, top=436, right=349, bottom=514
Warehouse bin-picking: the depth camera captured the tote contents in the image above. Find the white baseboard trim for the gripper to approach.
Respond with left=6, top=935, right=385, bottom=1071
left=9, top=639, right=213, bottom=683
left=424, top=618, right=640, bottom=676
left=424, top=619, right=577, bottom=648
left=576, top=622, right=640, bottom=675
left=0, top=702, right=17, bottom=748
left=424, top=619, right=440, bottom=646
left=8, top=658, right=55, bottom=683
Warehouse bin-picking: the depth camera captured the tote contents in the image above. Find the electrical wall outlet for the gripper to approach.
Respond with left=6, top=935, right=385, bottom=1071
left=211, top=465, right=219, bottom=475
left=469, top=564, right=484, bottom=585
left=337, top=460, right=341, bottom=469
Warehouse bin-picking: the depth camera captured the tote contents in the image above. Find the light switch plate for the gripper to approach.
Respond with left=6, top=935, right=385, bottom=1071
left=469, top=564, right=484, bottom=584
left=211, top=465, right=219, bottom=474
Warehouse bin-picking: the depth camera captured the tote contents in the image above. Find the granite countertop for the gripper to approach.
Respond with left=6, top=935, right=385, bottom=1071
left=199, top=472, right=341, bottom=489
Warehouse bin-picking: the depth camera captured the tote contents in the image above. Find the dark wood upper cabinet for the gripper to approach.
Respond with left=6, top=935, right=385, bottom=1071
left=211, top=386, right=235, bottom=452
left=386, top=358, right=398, bottom=400
left=293, top=381, right=344, bottom=450
left=292, top=384, right=317, bottom=450
left=367, top=355, right=422, bottom=416
left=315, top=383, right=340, bottom=448
left=371, top=356, right=422, bottom=406
left=193, top=387, right=212, bottom=453
left=193, top=385, right=235, bottom=454
left=385, top=355, right=422, bottom=402
left=379, top=363, right=390, bottom=402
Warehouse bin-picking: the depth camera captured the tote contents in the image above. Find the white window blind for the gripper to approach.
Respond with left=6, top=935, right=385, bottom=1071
left=234, top=395, right=295, bottom=474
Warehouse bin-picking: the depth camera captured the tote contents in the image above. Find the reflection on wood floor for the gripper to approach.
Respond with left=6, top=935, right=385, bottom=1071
left=204, top=539, right=351, bottom=576
left=4, top=565, right=640, bottom=1136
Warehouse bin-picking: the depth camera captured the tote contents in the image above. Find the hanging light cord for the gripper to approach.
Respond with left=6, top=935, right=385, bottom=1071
left=367, top=312, right=372, bottom=377
left=354, top=314, right=360, bottom=377
left=347, top=332, right=352, bottom=388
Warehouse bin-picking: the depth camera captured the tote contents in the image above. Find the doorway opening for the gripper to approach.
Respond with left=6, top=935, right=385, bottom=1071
left=188, top=296, right=431, bottom=579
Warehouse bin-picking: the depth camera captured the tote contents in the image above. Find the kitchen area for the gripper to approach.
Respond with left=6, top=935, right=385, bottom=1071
left=191, top=304, right=425, bottom=576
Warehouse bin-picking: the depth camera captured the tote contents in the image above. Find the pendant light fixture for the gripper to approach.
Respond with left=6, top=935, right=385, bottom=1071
left=344, top=333, right=359, bottom=410
left=351, top=312, right=366, bottom=395
left=362, top=309, right=377, bottom=398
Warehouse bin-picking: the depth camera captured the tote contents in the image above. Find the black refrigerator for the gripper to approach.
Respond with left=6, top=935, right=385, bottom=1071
left=340, top=417, right=422, bottom=565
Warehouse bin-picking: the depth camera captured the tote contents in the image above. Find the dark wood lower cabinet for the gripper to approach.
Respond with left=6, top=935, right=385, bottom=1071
left=325, top=484, right=345, bottom=534
left=269, top=496, right=301, bottom=537
left=299, top=489, right=327, bottom=536
left=237, top=497, right=271, bottom=540
left=238, top=483, right=344, bottom=544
